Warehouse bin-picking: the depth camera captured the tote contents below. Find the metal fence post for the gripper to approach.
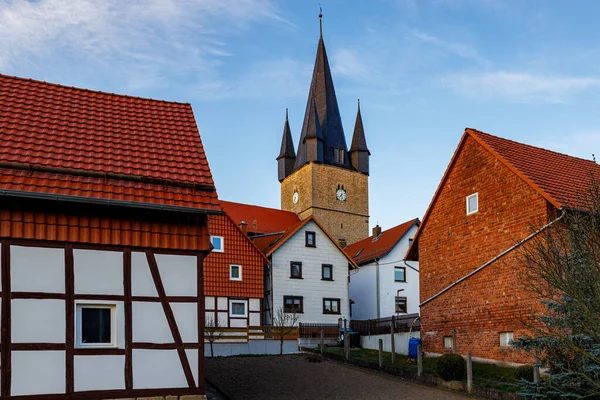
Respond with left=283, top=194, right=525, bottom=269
left=390, top=315, right=396, bottom=363
left=466, top=352, right=473, bottom=394
left=452, top=329, right=457, bottom=354
left=320, top=329, right=324, bottom=356
left=378, top=338, right=383, bottom=367
left=417, top=344, right=423, bottom=377
left=533, top=348, right=540, bottom=384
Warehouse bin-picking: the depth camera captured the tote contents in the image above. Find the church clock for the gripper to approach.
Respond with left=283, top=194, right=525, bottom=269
left=336, top=188, right=347, bottom=201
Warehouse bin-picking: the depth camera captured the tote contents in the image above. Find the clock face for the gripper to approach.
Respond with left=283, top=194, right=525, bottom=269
left=336, top=188, right=347, bottom=201
left=292, top=191, right=299, bottom=204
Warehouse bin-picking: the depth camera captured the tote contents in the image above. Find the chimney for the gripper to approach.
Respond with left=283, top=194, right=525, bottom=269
left=239, top=221, right=248, bottom=236
left=338, top=238, right=347, bottom=248
left=372, top=224, right=382, bottom=238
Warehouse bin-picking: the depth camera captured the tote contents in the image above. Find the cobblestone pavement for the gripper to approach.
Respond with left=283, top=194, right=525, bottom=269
left=205, top=354, right=473, bottom=400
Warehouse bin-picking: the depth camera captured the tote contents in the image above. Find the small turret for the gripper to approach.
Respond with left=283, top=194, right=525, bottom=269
left=277, top=109, right=296, bottom=182
left=349, top=99, right=370, bottom=175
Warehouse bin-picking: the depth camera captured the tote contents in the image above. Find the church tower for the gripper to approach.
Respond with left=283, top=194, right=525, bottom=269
left=278, top=14, right=370, bottom=246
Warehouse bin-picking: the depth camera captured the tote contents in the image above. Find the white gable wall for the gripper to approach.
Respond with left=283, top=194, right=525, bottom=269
left=349, top=224, right=420, bottom=320
left=271, top=220, right=350, bottom=324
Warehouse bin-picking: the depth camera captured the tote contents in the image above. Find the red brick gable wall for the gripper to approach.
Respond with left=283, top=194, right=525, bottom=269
left=419, top=135, right=554, bottom=363
left=204, top=214, right=264, bottom=298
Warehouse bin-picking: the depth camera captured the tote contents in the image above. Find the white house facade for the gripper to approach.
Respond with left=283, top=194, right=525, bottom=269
left=257, top=217, right=357, bottom=325
left=347, top=219, right=420, bottom=320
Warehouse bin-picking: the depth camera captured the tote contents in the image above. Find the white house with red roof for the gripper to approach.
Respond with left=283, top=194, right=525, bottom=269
left=221, top=201, right=357, bottom=325
left=0, top=74, right=216, bottom=399
left=346, top=219, right=420, bottom=320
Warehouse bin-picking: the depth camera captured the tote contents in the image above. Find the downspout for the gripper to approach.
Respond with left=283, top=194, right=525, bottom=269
left=375, top=258, right=380, bottom=319
left=420, top=210, right=565, bottom=307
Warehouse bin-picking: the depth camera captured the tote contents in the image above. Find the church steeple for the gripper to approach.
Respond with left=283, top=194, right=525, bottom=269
left=294, top=14, right=350, bottom=171
left=277, top=109, right=296, bottom=182
left=349, top=99, right=370, bottom=175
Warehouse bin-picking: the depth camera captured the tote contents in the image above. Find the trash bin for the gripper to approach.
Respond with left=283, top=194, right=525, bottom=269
left=408, top=337, right=421, bottom=359
left=349, top=332, right=361, bottom=348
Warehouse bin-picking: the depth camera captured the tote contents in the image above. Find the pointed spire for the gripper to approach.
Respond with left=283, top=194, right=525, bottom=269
left=278, top=108, right=296, bottom=159
left=350, top=99, right=369, bottom=153
left=304, top=98, right=323, bottom=141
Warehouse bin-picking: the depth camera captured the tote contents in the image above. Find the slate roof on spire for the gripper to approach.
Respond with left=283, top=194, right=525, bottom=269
left=350, top=101, right=370, bottom=154
left=295, top=35, right=350, bottom=170
left=277, top=109, right=296, bottom=159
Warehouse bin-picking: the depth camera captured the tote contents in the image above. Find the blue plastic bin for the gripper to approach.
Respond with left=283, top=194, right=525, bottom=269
left=408, top=337, right=421, bottom=359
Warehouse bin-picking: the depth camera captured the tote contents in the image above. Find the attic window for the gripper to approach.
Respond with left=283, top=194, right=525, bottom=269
left=372, top=234, right=382, bottom=243
left=334, top=148, right=345, bottom=164
left=354, top=249, right=363, bottom=258
left=466, top=193, right=478, bottom=215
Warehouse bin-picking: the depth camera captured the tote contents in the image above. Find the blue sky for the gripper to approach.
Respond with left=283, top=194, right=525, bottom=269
left=2, top=0, right=600, bottom=233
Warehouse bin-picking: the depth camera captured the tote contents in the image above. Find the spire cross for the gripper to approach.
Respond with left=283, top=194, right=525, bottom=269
left=319, top=6, right=323, bottom=37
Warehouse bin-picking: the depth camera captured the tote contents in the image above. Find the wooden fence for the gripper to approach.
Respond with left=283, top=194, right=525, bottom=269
left=298, top=322, right=341, bottom=339
left=350, top=314, right=420, bottom=335
left=204, top=325, right=299, bottom=344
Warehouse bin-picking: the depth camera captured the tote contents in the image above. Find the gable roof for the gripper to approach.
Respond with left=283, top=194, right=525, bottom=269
left=0, top=74, right=219, bottom=213
left=406, top=128, right=600, bottom=260
left=219, top=200, right=300, bottom=234
left=345, top=219, right=419, bottom=265
left=250, top=216, right=358, bottom=269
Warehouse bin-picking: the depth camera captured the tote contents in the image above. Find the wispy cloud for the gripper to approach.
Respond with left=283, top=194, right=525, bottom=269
left=408, top=29, right=481, bottom=61
left=0, top=0, right=290, bottom=91
left=442, top=71, right=600, bottom=102
left=331, top=48, right=370, bottom=80
left=535, top=130, right=600, bottom=160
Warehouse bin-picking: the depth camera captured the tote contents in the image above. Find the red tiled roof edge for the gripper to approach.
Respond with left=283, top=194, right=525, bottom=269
left=219, top=207, right=270, bottom=264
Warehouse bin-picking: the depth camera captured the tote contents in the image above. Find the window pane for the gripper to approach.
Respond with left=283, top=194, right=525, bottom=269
left=211, top=237, right=222, bottom=250
left=395, top=297, right=407, bottom=313
left=394, top=267, right=405, bottom=281
left=82, top=308, right=111, bottom=344
left=231, top=302, right=245, bottom=316
left=332, top=301, right=339, bottom=313
left=468, top=194, right=478, bottom=213
left=323, top=265, right=331, bottom=279
left=291, top=263, right=300, bottom=277
left=231, top=266, right=240, bottom=278
left=306, top=233, right=314, bottom=246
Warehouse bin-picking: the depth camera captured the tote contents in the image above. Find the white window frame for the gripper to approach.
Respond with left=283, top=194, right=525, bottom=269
left=444, top=336, right=453, bottom=349
left=229, top=299, right=248, bottom=318
left=499, top=331, right=514, bottom=347
left=466, top=193, right=479, bottom=215
left=229, top=264, right=242, bottom=281
left=75, top=301, right=117, bottom=349
left=210, top=236, right=224, bottom=253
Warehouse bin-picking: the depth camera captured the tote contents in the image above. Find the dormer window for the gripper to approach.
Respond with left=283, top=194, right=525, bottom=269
left=466, top=193, right=478, bottom=215
left=334, top=148, right=345, bottom=164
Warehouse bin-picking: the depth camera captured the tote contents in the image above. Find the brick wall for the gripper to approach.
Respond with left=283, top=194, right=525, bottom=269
left=419, top=135, right=554, bottom=363
left=281, top=163, right=369, bottom=244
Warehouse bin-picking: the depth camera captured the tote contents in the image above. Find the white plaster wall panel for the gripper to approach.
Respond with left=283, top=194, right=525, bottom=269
left=171, top=302, right=197, bottom=343
left=12, top=299, right=65, bottom=343
left=131, top=252, right=158, bottom=297
left=11, top=246, right=64, bottom=293
left=249, top=298, right=261, bottom=312
left=205, top=296, right=215, bottom=310
left=216, top=297, right=228, bottom=311
left=132, top=302, right=173, bottom=343
left=229, top=319, right=246, bottom=328
left=74, top=250, right=123, bottom=295
left=155, top=254, right=197, bottom=297
left=271, top=221, right=350, bottom=324
left=74, top=355, right=125, bottom=391
left=217, top=312, right=228, bottom=327
left=12, top=350, right=65, bottom=395
left=132, top=349, right=187, bottom=389
left=249, top=313, right=261, bottom=326
left=185, top=349, right=198, bottom=387
left=348, top=264, right=377, bottom=320
left=75, top=300, right=125, bottom=348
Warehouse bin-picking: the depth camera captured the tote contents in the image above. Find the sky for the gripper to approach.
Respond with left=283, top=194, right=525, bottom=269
left=2, top=0, right=600, bottom=233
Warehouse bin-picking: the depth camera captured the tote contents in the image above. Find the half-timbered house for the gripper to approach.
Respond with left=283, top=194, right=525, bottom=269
left=0, top=74, right=219, bottom=399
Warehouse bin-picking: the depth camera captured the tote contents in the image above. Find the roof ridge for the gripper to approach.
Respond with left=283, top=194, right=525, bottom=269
left=220, top=200, right=298, bottom=215
left=0, top=73, right=191, bottom=106
left=466, top=127, right=597, bottom=165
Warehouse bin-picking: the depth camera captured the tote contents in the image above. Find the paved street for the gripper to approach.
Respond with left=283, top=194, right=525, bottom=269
left=205, top=355, right=472, bottom=400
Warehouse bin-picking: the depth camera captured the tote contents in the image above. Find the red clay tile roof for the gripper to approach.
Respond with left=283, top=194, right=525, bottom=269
left=220, top=201, right=300, bottom=234
left=251, top=232, right=287, bottom=254
left=406, top=128, right=600, bottom=261
left=468, top=128, right=600, bottom=210
left=0, top=74, right=219, bottom=212
left=345, top=219, right=419, bottom=265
